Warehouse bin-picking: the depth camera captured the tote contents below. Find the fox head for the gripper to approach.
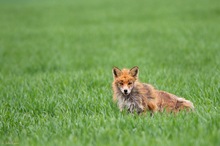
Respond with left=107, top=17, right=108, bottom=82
left=112, top=66, right=139, bottom=96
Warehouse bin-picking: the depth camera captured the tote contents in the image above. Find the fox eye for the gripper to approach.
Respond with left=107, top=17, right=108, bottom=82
left=128, top=82, right=132, bottom=85
left=119, top=82, right=123, bottom=85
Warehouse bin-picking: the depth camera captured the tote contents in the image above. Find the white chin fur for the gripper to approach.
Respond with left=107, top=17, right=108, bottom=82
left=120, top=89, right=131, bottom=95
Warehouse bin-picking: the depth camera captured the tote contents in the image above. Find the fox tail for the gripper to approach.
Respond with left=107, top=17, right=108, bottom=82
left=176, top=98, right=194, bottom=111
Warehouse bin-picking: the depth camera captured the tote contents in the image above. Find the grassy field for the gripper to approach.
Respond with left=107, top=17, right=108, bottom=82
left=0, top=0, right=220, bottom=145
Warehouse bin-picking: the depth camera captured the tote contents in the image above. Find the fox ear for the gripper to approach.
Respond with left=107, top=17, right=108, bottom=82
left=112, top=67, right=121, bottom=78
left=130, top=66, right=139, bottom=78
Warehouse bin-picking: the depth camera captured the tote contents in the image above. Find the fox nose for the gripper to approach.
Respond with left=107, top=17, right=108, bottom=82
left=124, top=89, right=128, bottom=94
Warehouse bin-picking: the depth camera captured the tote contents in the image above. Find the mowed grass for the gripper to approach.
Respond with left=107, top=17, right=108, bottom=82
left=0, top=0, right=220, bottom=145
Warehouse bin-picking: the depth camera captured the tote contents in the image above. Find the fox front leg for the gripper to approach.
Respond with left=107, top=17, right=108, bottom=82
left=128, top=103, right=135, bottom=113
left=118, top=102, right=125, bottom=112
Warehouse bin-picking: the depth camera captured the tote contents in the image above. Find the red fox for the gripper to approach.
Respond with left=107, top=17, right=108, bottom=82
left=112, top=66, right=194, bottom=114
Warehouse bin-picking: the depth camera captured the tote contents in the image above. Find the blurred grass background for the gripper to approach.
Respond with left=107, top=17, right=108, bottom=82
left=0, top=0, right=220, bottom=145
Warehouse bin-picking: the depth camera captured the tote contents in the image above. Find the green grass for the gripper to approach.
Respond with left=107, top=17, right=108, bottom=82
left=0, top=0, right=220, bottom=145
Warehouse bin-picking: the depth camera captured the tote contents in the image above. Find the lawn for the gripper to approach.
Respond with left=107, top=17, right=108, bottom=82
left=0, top=0, right=220, bottom=145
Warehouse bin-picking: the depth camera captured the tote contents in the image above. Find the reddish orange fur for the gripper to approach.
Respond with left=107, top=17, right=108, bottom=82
left=112, top=66, right=194, bottom=114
